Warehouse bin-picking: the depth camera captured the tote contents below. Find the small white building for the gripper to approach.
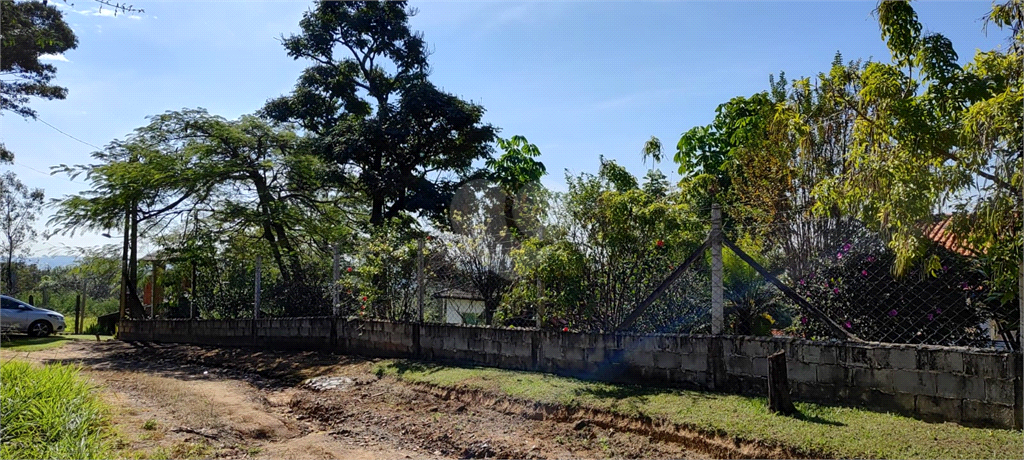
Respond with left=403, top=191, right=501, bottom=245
left=434, top=289, right=485, bottom=325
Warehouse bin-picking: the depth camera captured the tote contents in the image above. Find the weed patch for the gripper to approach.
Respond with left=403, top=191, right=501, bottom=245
left=375, top=360, right=1022, bottom=459
left=0, top=360, right=113, bottom=459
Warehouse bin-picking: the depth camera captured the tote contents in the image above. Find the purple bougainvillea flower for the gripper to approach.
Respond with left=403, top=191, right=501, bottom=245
left=861, top=270, right=868, bottom=276
left=799, top=279, right=805, bottom=286
left=833, top=288, right=839, bottom=294
left=867, top=256, right=875, bottom=262
left=837, top=252, right=843, bottom=259
left=888, top=309, right=898, bottom=317
left=959, top=282, right=969, bottom=290
left=800, top=317, right=808, bottom=325
left=942, top=265, right=949, bottom=272
left=927, top=314, right=934, bottom=321
left=844, top=321, right=852, bottom=329
left=842, top=243, right=852, bottom=252
left=935, top=308, right=942, bottom=314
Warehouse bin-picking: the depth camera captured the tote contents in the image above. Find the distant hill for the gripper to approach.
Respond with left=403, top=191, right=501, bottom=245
left=24, top=256, right=79, bottom=269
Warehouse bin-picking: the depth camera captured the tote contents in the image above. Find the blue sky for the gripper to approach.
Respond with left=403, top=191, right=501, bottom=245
left=1, top=0, right=1008, bottom=256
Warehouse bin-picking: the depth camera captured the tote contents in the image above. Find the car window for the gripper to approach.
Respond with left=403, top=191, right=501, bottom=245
left=0, top=297, right=15, bottom=310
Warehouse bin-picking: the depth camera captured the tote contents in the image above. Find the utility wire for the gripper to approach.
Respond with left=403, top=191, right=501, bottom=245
left=11, top=161, right=82, bottom=185
left=35, top=117, right=103, bottom=151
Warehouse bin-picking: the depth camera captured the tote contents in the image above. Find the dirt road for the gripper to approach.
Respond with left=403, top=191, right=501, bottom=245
left=3, top=340, right=708, bottom=459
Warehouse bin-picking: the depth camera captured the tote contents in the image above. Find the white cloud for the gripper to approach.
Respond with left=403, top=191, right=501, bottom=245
left=129, top=15, right=141, bottom=20
left=92, top=9, right=117, bottom=18
left=39, top=54, right=70, bottom=62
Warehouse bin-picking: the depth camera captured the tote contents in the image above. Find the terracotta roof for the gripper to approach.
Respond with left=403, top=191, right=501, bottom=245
left=920, top=215, right=977, bottom=257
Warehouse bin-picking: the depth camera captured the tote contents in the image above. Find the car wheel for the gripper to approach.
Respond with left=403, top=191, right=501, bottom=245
left=28, top=320, right=52, bottom=337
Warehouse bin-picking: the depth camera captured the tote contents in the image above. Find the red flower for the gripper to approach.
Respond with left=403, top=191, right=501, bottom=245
left=562, top=327, right=569, bottom=332
left=362, top=296, right=368, bottom=301
left=347, top=267, right=353, bottom=272
left=656, top=240, right=664, bottom=247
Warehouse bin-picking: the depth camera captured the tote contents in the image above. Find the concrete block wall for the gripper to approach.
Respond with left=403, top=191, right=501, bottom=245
left=119, top=318, right=1022, bottom=429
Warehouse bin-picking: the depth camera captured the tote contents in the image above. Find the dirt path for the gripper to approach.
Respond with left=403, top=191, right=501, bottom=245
left=2, top=340, right=708, bottom=459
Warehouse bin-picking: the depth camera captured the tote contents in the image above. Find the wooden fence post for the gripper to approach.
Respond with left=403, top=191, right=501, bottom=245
left=768, top=350, right=796, bottom=415
left=74, top=294, right=82, bottom=334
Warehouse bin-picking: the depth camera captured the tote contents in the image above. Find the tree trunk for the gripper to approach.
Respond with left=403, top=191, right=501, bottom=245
left=126, top=199, right=145, bottom=319
left=504, top=194, right=518, bottom=238
left=370, top=190, right=385, bottom=227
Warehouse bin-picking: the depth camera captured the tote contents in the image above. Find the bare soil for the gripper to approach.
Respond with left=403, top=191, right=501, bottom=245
left=3, top=340, right=714, bottom=459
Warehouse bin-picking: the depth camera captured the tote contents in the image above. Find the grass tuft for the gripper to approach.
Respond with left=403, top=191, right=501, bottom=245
left=0, top=334, right=114, bottom=352
left=375, top=360, right=1022, bottom=460
left=0, top=360, right=114, bottom=459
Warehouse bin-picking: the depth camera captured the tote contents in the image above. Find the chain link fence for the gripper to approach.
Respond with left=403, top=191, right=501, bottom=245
left=151, top=213, right=1017, bottom=352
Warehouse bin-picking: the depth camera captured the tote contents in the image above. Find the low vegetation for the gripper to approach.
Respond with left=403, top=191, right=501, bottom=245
left=376, top=360, right=1021, bottom=459
left=0, top=361, right=114, bottom=459
left=0, top=331, right=113, bottom=352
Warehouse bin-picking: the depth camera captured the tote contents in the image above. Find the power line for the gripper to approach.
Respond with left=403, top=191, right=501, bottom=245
left=11, top=161, right=82, bottom=185
left=35, top=117, right=103, bottom=151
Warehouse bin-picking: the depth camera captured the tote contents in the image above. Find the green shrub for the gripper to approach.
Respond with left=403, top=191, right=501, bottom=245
left=0, top=361, right=113, bottom=459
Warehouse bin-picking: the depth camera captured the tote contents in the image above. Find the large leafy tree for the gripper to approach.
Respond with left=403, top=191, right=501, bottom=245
left=809, top=0, right=1021, bottom=307
left=51, top=133, right=208, bottom=318
left=52, top=109, right=354, bottom=317
left=0, top=0, right=78, bottom=162
left=508, top=159, right=707, bottom=331
left=134, top=109, right=350, bottom=286
left=263, top=0, right=496, bottom=227
left=486, top=135, right=547, bottom=238
left=0, top=171, right=44, bottom=294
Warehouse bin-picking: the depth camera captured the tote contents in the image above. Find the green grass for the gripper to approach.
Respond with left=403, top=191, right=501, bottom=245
left=0, top=360, right=114, bottom=460
left=0, top=333, right=114, bottom=352
left=375, top=360, right=1022, bottom=459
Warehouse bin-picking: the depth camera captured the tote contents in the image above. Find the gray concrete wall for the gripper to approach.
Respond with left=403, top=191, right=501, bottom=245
left=118, top=318, right=1022, bottom=429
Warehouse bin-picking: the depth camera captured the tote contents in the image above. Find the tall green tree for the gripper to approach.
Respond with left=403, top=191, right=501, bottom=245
left=486, top=135, right=546, bottom=239
left=134, top=109, right=349, bottom=286
left=263, top=0, right=496, bottom=227
left=508, top=159, right=706, bottom=331
left=810, top=0, right=1022, bottom=303
left=51, top=130, right=210, bottom=318
left=0, top=171, right=44, bottom=294
left=0, top=0, right=78, bottom=162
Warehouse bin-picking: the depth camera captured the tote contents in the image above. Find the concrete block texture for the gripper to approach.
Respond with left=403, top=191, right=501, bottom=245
left=985, top=378, right=1016, bottom=405
left=962, top=400, right=1016, bottom=429
left=892, top=369, right=938, bottom=395
left=917, top=349, right=964, bottom=374
left=849, top=368, right=894, bottom=392
left=788, top=361, right=816, bottom=383
left=916, top=395, right=963, bottom=424
left=963, top=353, right=1011, bottom=379
left=935, top=373, right=986, bottom=400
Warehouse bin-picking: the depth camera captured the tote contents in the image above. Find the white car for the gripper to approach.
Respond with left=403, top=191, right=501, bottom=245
left=0, top=295, right=66, bottom=337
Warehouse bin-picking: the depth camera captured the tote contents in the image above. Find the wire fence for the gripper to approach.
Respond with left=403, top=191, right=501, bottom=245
left=114, top=210, right=1017, bottom=352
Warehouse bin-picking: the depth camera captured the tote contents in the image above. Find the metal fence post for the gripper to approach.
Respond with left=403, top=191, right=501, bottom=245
left=711, top=203, right=724, bottom=334
left=254, top=255, right=261, bottom=320
left=417, top=237, right=425, bottom=323
left=332, top=243, right=340, bottom=317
